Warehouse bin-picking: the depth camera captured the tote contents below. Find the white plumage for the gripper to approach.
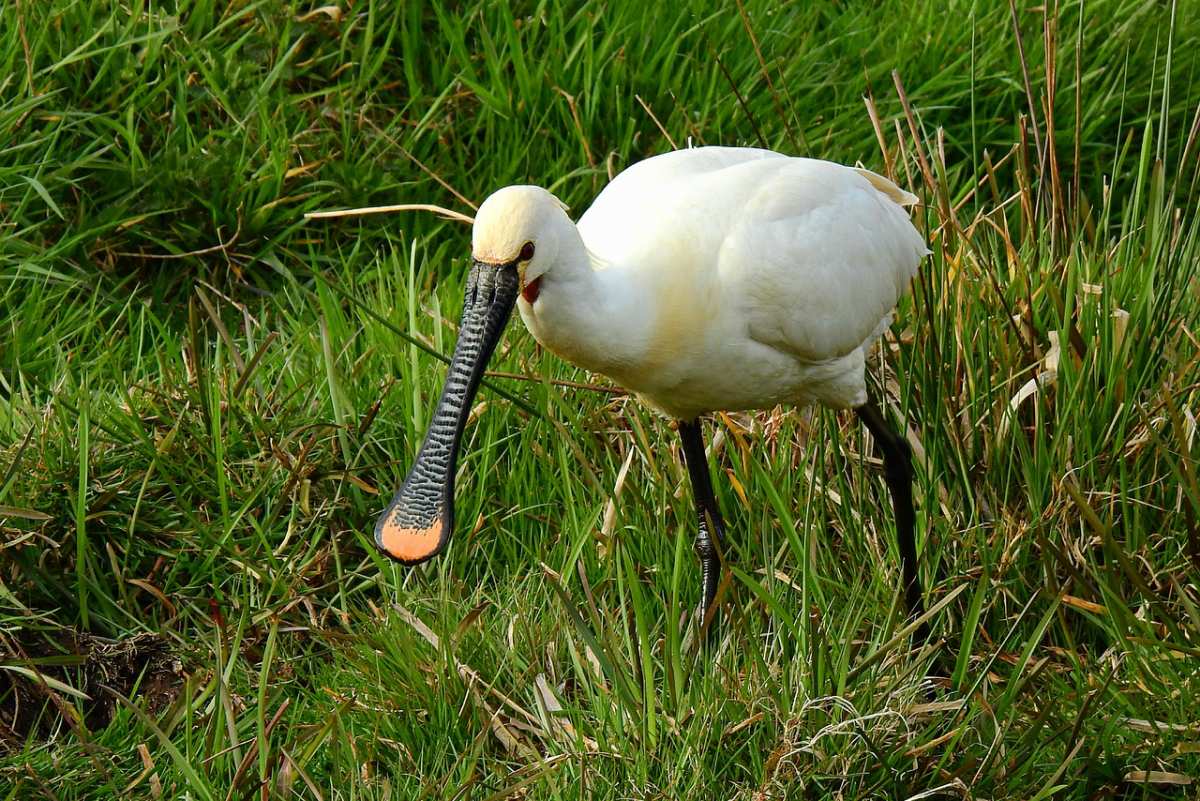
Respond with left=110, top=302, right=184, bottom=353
left=472, top=146, right=927, bottom=419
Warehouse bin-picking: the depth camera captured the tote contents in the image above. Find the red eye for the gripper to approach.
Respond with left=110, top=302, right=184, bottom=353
left=519, top=241, right=535, bottom=261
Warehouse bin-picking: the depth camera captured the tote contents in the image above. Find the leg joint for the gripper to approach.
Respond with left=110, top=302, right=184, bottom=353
left=693, top=533, right=719, bottom=562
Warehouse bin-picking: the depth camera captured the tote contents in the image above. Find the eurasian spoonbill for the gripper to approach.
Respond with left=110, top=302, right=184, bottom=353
left=374, top=146, right=930, bottom=627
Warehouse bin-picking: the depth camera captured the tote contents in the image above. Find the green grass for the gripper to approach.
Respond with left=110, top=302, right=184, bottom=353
left=2, top=0, right=1200, bottom=798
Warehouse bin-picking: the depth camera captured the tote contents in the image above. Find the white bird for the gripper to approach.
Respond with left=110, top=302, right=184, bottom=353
left=375, top=146, right=929, bottom=626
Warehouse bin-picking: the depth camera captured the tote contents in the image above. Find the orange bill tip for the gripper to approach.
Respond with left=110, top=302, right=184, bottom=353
left=378, top=517, right=445, bottom=563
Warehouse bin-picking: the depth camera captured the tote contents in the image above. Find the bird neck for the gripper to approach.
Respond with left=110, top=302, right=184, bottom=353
left=517, top=223, right=646, bottom=378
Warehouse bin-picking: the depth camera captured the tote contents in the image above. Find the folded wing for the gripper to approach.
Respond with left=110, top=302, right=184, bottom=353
left=731, top=160, right=927, bottom=362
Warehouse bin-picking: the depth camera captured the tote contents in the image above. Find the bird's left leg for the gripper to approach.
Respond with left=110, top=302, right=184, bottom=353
left=677, top=418, right=727, bottom=623
left=855, top=398, right=929, bottom=638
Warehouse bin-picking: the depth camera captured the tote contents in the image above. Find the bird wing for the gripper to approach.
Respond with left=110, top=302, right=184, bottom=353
left=729, top=158, right=927, bottom=362
left=577, top=146, right=786, bottom=268
left=577, top=148, right=926, bottom=363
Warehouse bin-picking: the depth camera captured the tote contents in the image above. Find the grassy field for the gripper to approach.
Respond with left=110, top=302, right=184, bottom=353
left=3, top=0, right=1200, bottom=798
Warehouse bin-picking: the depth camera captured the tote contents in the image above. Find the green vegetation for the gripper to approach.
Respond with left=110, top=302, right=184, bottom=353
left=2, top=0, right=1199, bottom=798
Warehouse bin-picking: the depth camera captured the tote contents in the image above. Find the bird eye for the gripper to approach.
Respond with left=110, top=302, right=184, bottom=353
left=519, top=241, right=535, bottom=261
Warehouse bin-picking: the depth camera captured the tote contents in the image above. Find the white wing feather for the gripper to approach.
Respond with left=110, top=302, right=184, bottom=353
left=733, top=159, right=928, bottom=361
left=579, top=147, right=926, bottom=364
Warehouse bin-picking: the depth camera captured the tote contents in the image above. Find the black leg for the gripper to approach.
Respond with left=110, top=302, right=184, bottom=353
left=855, top=399, right=928, bottom=635
left=678, top=418, right=726, bottom=619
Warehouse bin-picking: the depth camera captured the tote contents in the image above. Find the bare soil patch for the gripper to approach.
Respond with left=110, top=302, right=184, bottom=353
left=0, top=629, right=182, bottom=745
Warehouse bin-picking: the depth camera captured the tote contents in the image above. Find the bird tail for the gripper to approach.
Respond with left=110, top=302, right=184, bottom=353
left=854, top=167, right=920, bottom=207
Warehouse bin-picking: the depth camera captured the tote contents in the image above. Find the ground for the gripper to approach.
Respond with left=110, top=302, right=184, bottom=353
left=1, top=1, right=1199, bottom=799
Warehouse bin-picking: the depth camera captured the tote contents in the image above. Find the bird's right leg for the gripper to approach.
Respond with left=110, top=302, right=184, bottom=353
left=677, top=418, right=727, bottom=624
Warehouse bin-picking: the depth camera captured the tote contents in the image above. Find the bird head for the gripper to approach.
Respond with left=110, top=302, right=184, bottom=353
left=373, top=185, right=568, bottom=565
left=472, top=185, right=571, bottom=304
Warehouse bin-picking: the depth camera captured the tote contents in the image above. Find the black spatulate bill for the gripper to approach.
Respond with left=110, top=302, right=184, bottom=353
left=375, top=258, right=520, bottom=564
